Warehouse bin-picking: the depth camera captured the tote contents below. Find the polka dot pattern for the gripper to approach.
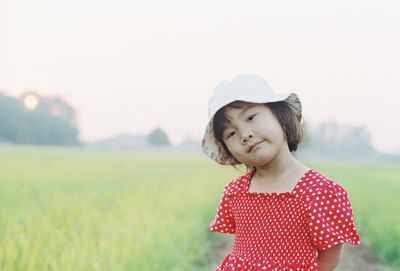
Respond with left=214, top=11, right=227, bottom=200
left=209, top=169, right=361, bottom=271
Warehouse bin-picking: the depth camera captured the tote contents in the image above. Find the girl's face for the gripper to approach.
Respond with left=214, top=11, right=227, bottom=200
left=222, top=102, right=288, bottom=167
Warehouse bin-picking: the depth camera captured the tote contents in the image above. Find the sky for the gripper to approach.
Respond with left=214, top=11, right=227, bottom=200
left=1, top=0, right=399, bottom=154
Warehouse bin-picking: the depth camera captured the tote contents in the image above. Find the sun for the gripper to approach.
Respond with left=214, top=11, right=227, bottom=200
left=24, top=95, right=39, bottom=111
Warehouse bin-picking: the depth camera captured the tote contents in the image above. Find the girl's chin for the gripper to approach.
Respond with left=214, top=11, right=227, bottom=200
left=245, top=155, right=274, bottom=167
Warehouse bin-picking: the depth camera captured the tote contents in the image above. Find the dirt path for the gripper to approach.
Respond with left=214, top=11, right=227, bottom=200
left=209, top=235, right=399, bottom=271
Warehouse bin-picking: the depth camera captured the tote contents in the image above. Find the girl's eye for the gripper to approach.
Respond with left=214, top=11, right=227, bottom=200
left=226, top=131, right=236, bottom=139
left=248, top=114, right=256, bottom=121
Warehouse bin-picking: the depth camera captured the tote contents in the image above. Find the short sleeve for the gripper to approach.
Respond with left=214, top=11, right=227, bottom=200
left=209, top=184, right=236, bottom=234
left=307, top=183, right=361, bottom=251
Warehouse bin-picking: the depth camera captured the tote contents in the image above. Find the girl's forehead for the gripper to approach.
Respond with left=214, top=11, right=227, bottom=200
left=227, top=101, right=256, bottom=108
left=224, top=101, right=257, bottom=113
left=224, top=102, right=264, bottom=120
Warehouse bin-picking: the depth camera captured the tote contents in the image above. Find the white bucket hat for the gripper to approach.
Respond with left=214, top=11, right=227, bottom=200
left=201, top=74, right=302, bottom=165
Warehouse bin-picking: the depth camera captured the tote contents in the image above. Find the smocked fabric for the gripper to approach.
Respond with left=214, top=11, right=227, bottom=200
left=209, top=169, right=361, bottom=271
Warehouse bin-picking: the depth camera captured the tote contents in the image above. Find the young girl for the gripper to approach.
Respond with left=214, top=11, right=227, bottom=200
left=202, top=75, right=361, bottom=271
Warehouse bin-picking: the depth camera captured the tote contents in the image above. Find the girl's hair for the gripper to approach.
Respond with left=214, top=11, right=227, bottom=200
left=213, top=100, right=304, bottom=171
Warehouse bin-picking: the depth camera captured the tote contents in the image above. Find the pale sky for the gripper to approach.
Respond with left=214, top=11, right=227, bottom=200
left=1, top=0, right=399, bottom=154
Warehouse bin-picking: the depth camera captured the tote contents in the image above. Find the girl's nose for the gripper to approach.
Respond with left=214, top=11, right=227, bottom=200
left=240, top=133, right=253, bottom=144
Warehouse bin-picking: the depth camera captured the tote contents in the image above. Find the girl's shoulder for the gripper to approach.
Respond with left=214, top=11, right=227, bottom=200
left=299, top=169, right=350, bottom=199
left=221, top=171, right=252, bottom=196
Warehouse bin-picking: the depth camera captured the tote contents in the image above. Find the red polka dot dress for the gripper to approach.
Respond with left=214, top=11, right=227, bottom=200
left=209, top=169, right=361, bottom=271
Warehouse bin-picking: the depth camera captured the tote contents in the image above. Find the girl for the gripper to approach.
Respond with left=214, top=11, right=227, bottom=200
left=202, top=75, right=360, bottom=271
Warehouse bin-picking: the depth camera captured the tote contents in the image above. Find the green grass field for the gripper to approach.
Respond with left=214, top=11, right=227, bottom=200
left=0, top=147, right=399, bottom=270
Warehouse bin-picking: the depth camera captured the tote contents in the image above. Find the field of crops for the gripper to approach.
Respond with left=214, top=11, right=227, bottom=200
left=0, top=146, right=399, bottom=270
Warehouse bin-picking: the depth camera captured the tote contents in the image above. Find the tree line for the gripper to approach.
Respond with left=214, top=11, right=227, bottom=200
left=1, top=91, right=377, bottom=155
left=0, top=92, right=79, bottom=145
left=0, top=92, right=172, bottom=147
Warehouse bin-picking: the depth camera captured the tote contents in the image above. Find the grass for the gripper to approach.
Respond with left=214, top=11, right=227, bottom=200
left=0, top=147, right=221, bottom=270
left=0, top=146, right=399, bottom=270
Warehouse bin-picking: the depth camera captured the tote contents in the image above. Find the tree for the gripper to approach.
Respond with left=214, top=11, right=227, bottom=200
left=147, top=128, right=170, bottom=147
left=0, top=94, right=25, bottom=142
left=308, top=121, right=375, bottom=154
left=0, top=92, right=80, bottom=145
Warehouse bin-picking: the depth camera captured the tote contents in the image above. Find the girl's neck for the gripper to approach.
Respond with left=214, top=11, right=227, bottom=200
left=252, top=147, right=306, bottom=181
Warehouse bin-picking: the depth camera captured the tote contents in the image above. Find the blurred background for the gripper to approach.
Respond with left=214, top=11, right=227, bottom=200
left=1, top=0, right=399, bottom=270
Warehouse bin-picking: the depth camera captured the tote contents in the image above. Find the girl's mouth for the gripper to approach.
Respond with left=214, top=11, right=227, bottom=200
left=248, top=141, right=264, bottom=153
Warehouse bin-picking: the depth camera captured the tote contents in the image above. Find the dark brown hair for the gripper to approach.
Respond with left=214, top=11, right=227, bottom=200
left=213, top=100, right=304, bottom=170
